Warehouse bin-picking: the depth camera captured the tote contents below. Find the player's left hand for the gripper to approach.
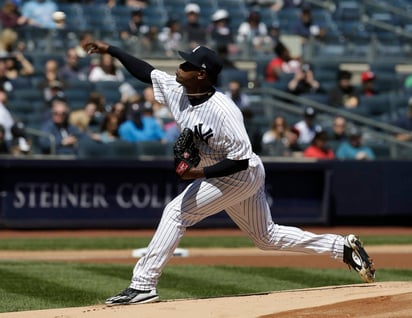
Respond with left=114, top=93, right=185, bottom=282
left=173, top=128, right=201, bottom=178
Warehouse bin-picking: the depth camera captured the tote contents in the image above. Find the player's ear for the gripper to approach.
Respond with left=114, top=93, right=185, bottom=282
left=197, top=69, right=207, bottom=80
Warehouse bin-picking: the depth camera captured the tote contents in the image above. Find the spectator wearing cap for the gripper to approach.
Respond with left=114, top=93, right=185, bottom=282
left=293, top=106, right=322, bottom=145
left=392, top=97, right=412, bottom=142
left=303, top=127, right=335, bottom=159
left=209, top=9, right=234, bottom=50
left=327, top=69, right=360, bottom=109
left=181, top=3, right=207, bottom=50
left=357, top=71, right=379, bottom=96
left=336, top=127, right=375, bottom=160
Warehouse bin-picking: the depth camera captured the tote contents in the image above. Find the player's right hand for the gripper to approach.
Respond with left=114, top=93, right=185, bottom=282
left=83, top=41, right=109, bottom=55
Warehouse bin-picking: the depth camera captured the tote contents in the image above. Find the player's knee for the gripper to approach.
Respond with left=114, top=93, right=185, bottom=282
left=252, top=236, right=278, bottom=250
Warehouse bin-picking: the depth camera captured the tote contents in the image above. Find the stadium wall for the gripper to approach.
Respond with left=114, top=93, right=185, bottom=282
left=0, top=159, right=410, bottom=229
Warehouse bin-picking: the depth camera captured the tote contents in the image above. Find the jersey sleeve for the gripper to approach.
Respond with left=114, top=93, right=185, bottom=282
left=151, top=69, right=179, bottom=105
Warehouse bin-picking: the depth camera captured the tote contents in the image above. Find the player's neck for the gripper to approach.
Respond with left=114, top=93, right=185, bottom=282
left=185, top=89, right=215, bottom=97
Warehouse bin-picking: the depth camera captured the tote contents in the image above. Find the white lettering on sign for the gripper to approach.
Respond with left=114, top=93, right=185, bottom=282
left=12, top=182, right=177, bottom=209
left=13, top=182, right=109, bottom=208
left=115, top=182, right=175, bottom=208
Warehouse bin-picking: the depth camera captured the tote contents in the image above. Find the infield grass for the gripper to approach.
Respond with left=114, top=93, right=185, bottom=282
left=0, top=234, right=411, bottom=250
left=0, top=261, right=411, bottom=313
left=0, top=234, right=411, bottom=313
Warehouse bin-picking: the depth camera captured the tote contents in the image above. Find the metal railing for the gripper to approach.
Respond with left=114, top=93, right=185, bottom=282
left=248, top=86, right=412, bottom=159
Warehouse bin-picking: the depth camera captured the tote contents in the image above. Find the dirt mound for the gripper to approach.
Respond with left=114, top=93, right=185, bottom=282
left=1, top=282, right=411, bottom=318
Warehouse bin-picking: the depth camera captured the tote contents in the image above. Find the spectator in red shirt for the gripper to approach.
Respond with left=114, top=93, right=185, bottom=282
left=303, top=128, right=335, bottom=159
left=265, top=41, right=301, bottom=83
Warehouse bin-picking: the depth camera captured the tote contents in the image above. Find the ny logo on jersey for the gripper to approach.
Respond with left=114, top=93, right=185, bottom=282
left=194, top=123, right=213, bottom=144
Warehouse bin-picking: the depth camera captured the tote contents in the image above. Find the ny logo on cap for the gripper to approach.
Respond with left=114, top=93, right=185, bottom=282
left=193, top=46, right=200, bottom=52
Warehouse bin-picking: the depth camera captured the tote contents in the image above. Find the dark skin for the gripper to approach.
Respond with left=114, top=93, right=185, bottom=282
left=84, top=41, right=207, bottom=180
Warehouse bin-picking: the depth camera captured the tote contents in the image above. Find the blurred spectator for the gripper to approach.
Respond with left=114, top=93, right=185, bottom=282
left=293, top=5, right=327, bottom=43
left=357, top=71, right=378, bottom=96
left=142, top=86, right=172, bottom=126
left=293, top=106, right=321, bottom=145
left=91, top=112, right=119, bottom=143
left=75, top=32, right=94, bottom=58
left=303, top=128, right=335, bottom=159
left=4, top=52, right=35, bottom=80
left=236, top=10, right=271, bottom=54
left=216, top=44, right=237, bottom=70
left=284, top=126, right=302, bottom=156
left=88, top=53, right=125, bottom=82
left=0, top=28, right=18, bottom=55
left=336, top=127, right=375, bottom=160
left=37, top=58, right=61, bottom=93
left=262, top=115, right=288, bottom=145
left=0, top=0, right=30, bottom=29
left=287, top=62, right=323, bottom=95
left=0, top=124, right=10, bottom=154
left=87, top=91, right=107, bottom=115
left=43, top=80, right=65, bottom=107
left=225, top=80, right=251, bottom=110
left=0, top=59, right=13, bottom=92
left=120, top=7, right=157, bottom=55
left=124, top=0, right=149, bottom=8
left=265, top=41, right=301, bottom=83
left=21, top=0, right=59, bottom=29
left=268, top=21, right=281, bottom=46
left=118, top=103, right=166, bottom=142
left=69, top=101, right=102, bottom=133
left=158, top=18, right=183, bottom=57
left=0, top=89, right=13, bottom=141
left=39, top=98, right=84, bottom=155
left=246, top=0, right=285, bottom=12
left=329, top=116, right=347, bottom=141
left=110, top=100, right=127, bottom=124
left=261, top=120, right=303, bottom=157
left=392, top=97, right=412, bottom=142
left=209, top=9, right=234, bottom=50
left=9, top=120, right=31, bottom=155
left=181, top=3, right=207, bottom=49
left=327, top=70, right=359, bottom=109
left=58, top=48, right=88, bottom=82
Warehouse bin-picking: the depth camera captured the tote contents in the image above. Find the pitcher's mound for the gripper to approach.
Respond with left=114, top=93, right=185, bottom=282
left=1, top=281, right=411, bottom=318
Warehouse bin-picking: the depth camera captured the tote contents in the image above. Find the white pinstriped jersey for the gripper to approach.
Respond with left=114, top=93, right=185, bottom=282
left=129, top=68, right=346, bottom=291
left=151, top=69, right=260, bottom=168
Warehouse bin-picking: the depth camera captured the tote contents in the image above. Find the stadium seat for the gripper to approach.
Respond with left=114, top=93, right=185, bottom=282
left=217, top=69, right=249, bottom=88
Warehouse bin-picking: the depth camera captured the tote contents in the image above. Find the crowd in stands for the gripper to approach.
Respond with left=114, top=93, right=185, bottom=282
left=0, top=0, right=411, bottom=159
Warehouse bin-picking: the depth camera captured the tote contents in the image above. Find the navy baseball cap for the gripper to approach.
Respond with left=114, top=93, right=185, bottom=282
left=178, top=46, right=223, bottom=82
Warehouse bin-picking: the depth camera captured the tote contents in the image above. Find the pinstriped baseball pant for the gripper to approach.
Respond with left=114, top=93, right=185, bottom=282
left=130, top=162, right=344, bottom=290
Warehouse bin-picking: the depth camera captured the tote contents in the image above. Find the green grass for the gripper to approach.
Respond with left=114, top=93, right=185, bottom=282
left=0, top=235, right=411, bottom=251
left=0, top=261, right=411, bottom=313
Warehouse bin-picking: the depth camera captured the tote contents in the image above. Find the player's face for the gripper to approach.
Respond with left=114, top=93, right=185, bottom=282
left=176, top=62, right=204, bottom=86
